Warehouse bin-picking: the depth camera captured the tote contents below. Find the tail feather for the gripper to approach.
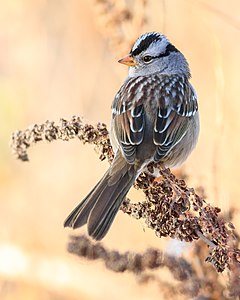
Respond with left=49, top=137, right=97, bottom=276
left=64, top=154, right=137, bottom=240
left=63, top=170, right=110, bottom=228
left=89, top=198, right=120, bottom=241
left=88, top=167, right=136, bottom=240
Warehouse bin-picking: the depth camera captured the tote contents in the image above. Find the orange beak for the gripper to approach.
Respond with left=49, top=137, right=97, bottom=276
left=118, top=55, right=137, bottom=67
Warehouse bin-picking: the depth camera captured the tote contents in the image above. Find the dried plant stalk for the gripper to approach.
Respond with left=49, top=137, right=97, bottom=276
left=11, top=116, right=114, bottom=163
left=68, top=234, right=200, bottom=298
left=122, top=168, right=240, bottom=273
left=10, top=117, right=240, bottom=298
left=68, top=234, right=239, bottom=299
left=10, top=117, right=240, bottom=269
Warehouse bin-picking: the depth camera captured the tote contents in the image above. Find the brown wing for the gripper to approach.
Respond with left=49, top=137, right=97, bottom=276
left=153, top=75, right=198, bottom=161
left=111, top=76, right=147, bottom=164
left=111, top=74, right=198, bottom=164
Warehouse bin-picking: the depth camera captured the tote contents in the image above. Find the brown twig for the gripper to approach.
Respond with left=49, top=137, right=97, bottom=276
left=68, top=234, right=201, bottom=298
left=10, top=116, right=114, bottom=163
left=11, top=118, right=240, bottom=270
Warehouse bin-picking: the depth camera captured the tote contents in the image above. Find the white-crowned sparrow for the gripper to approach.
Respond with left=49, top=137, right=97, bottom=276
left=64, top=32, right=199, bottom=240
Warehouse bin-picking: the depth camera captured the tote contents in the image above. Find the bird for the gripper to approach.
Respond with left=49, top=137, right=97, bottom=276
left=64, top=32, right=199, bottom=240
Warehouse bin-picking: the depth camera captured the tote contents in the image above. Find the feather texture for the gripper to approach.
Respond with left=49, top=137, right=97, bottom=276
left=111, top=74, right=198, bottom=165
left=64, top=151, right=137, bottom=240
left=64, top=32, right=199, bottom=240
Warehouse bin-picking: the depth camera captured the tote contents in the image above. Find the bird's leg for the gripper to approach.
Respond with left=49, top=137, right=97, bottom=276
left=195, top=230, right=217, bottom=248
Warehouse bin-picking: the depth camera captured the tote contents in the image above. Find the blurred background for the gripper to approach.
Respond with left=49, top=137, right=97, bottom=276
left=0, top=0, right=240, bottom=299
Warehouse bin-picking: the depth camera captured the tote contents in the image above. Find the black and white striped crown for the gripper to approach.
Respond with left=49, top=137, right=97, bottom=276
left=130, top=32, right=179, bottom=58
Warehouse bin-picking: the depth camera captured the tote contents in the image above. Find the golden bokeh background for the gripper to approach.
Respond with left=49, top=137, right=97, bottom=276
left=0, top=1, right=240, bottom=299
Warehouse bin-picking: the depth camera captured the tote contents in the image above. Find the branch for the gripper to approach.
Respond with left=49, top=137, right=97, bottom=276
left=11, top=116, right=240, bottom=297
left=10, top=116, right=114, bottom=163
left=122, top=168, right=240, bottom=273
left=68, top=234, right=201, bottom=298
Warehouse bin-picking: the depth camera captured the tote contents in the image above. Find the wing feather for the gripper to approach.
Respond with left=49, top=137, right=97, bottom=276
left=153, top=76, right=198, bottom=161
left=111, top=74, right=198, bottom=164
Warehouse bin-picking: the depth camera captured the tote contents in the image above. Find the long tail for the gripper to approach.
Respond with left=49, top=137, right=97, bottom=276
left=64, top=154, right=137, bottom=240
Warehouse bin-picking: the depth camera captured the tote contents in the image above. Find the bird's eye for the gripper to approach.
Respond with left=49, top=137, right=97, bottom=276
left=143, top=55, right=153, bottom=63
